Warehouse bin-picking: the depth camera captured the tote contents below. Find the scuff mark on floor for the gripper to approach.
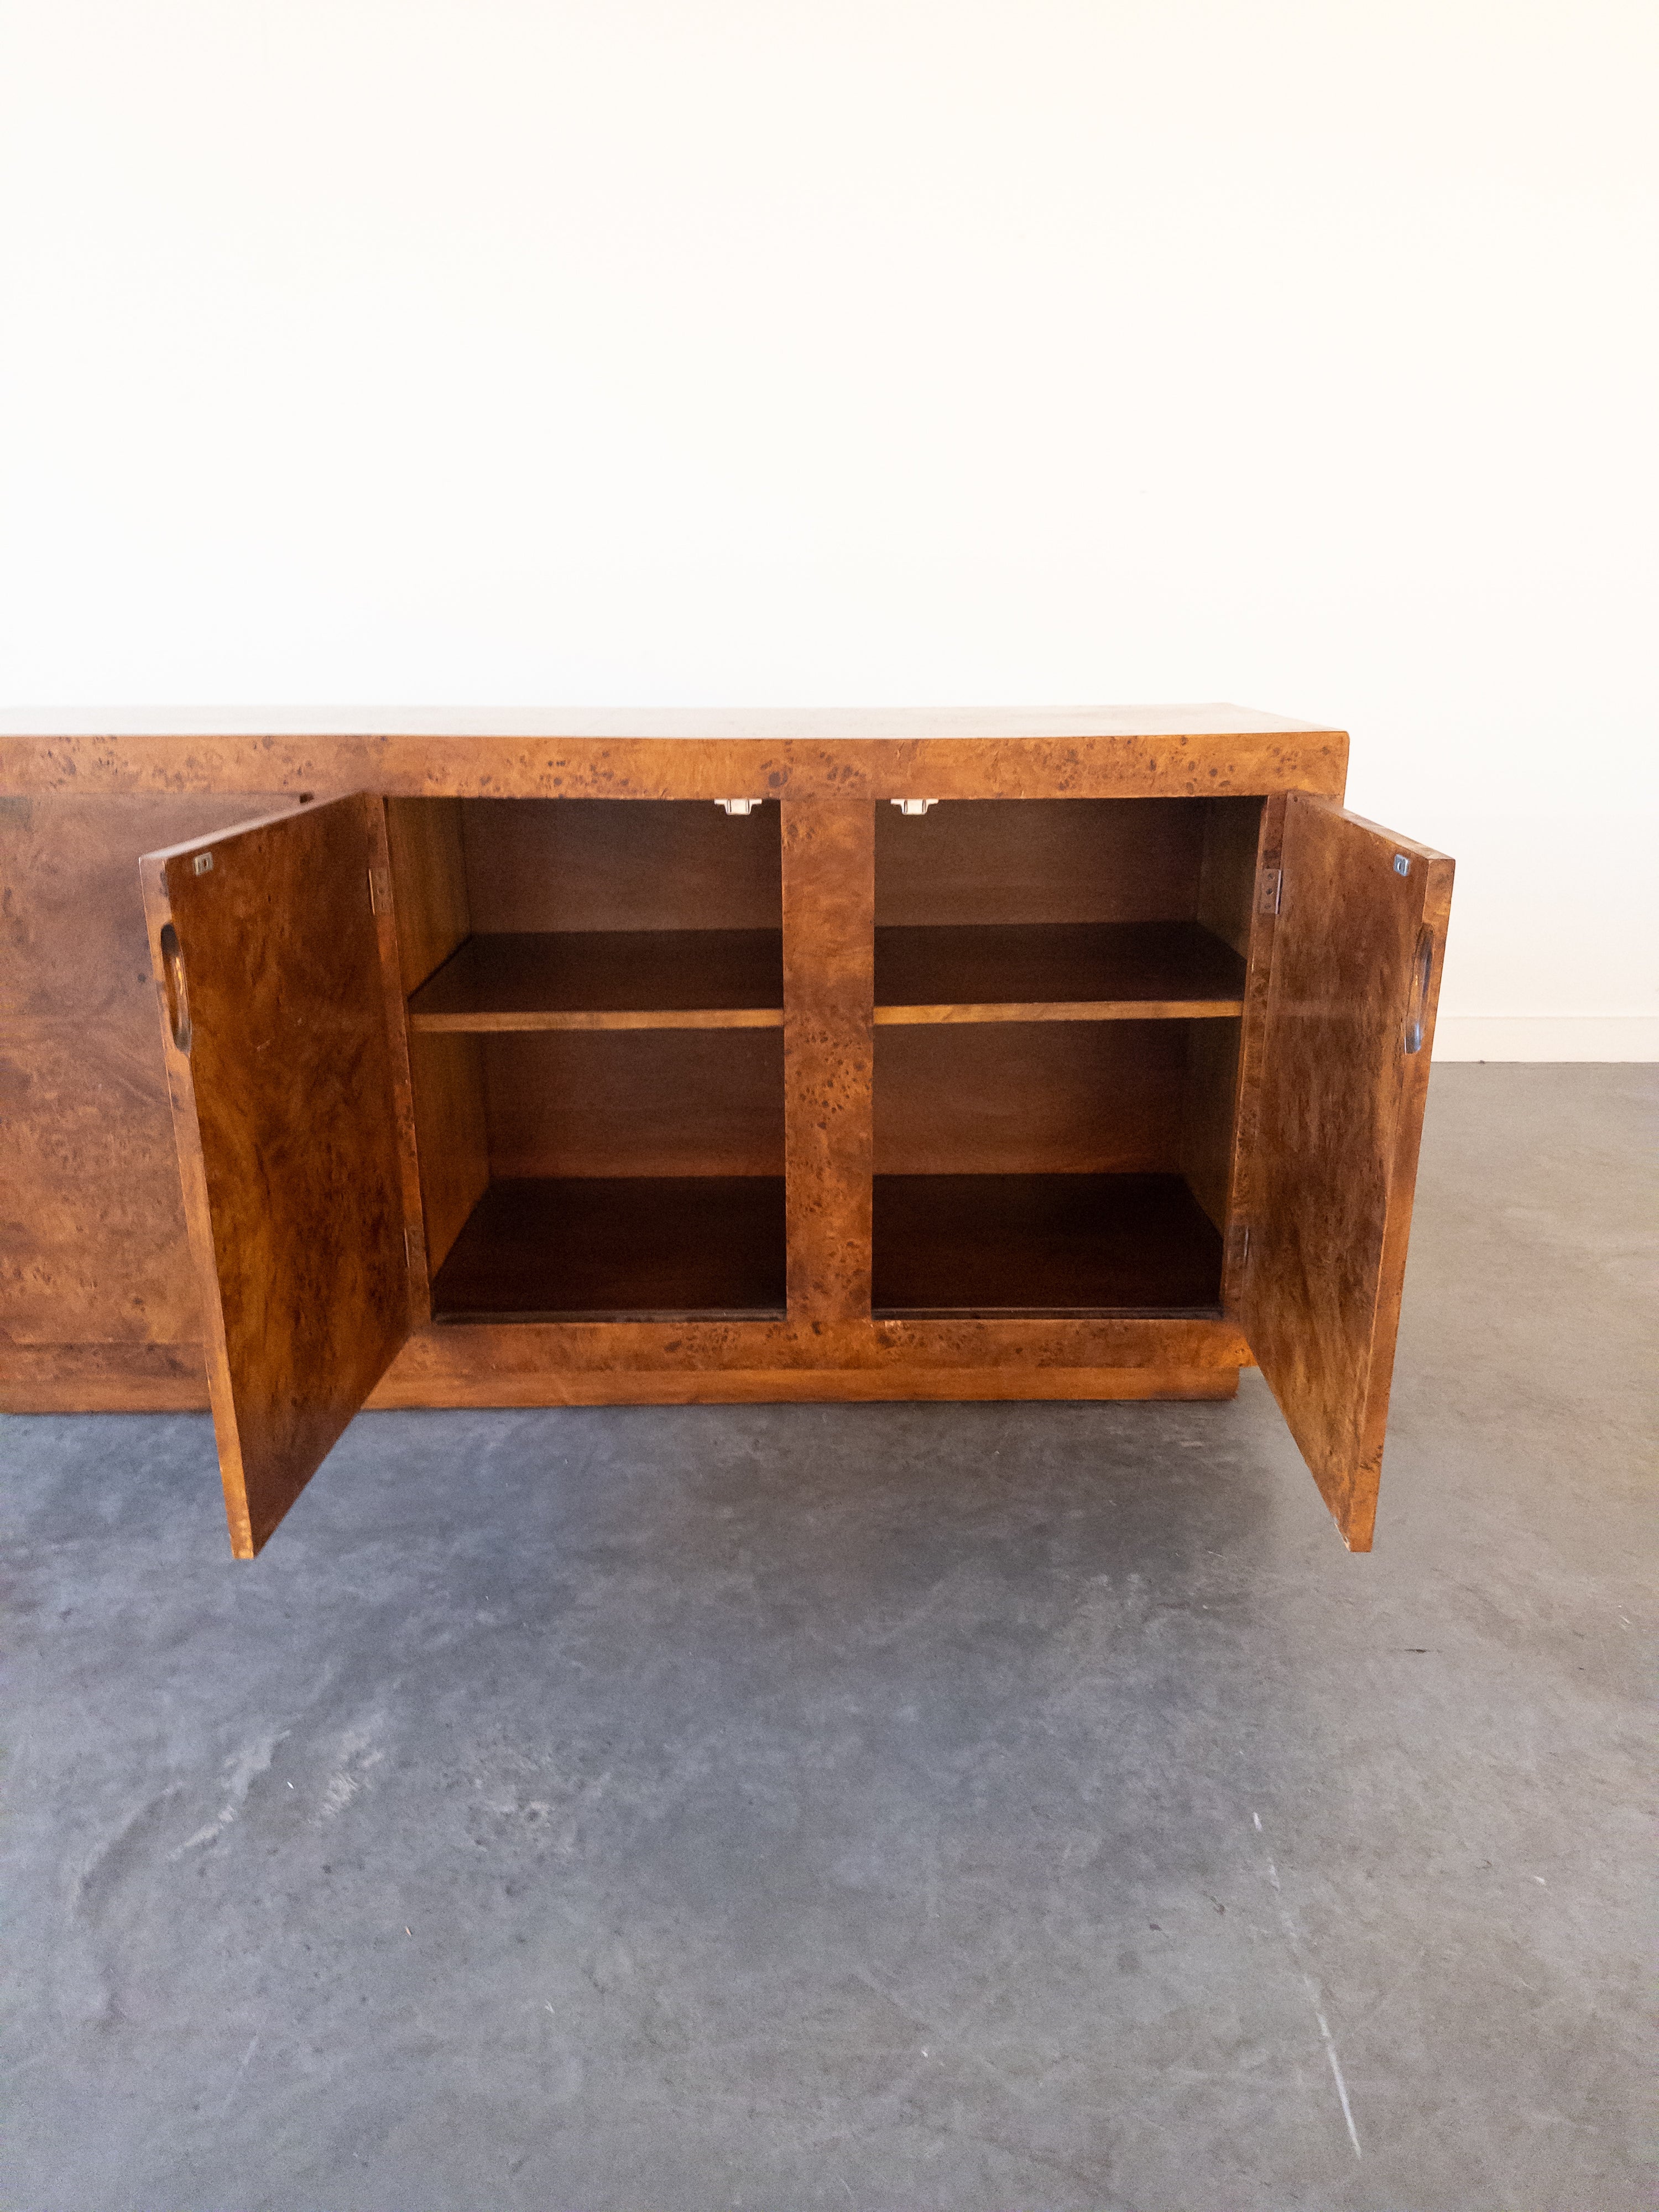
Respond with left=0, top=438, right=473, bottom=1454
left=169, top=1732, right=286, bottom=1858
left=1251, top=1809, right=1362, bottom=2161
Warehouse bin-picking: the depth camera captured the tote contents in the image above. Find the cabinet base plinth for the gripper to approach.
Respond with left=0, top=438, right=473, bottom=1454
left=0, top=1342, right=211, bottom=1413
left=6, top=1347, right=1241, bottom=1415
left=364, top=1365, right=1240, bottom=1409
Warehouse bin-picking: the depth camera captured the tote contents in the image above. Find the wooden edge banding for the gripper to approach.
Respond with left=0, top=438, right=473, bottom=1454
left=408, top=1006, right=784, bottom=1032
left=135, top=845, right=255, bottom=1555
left=0, top=728, right=1352, bottom=802
left=1343, top=848, right=1456, bottom=1552
left=365, top=1365, right=1240, bottom=1408
left=874, top=999, right=1244, bottom=1025
left=409, top=1001, right=1244, bottom=1032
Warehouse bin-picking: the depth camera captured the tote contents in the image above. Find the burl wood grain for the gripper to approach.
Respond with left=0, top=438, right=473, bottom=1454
left=1243, top=797, right=1453, bottom=1551
left=15, top=727, right=1443, bottom=1551
left=363, top=1311, right=1247, bottom=1392
left=0, top=711, right=1351, bottom=808
left=1, top=791, right=286, bottom=1408
left=781, top=797, right=873, bottom=1340
left=139, top=794, right=413, bottom=1555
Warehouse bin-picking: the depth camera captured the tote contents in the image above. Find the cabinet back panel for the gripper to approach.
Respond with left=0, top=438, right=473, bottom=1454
left=482, top=1028, right=785, bottom=1178
left=461, top=800, right=782, bottom=934
left=875, top=799, right=1207, bottom=927
left=874, top=1022, right=1190, bottom=1176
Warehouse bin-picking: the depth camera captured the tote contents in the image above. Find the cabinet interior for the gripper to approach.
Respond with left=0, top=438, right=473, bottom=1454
left=387, top=798, right=787, bottom=1321
left=872, top=797, right=1259, bottom=1315
left=387, top=793, right=1263, bottom=1323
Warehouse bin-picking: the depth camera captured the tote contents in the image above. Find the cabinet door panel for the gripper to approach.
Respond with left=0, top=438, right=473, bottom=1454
left=1243, top=796, right=1453, bottom=1550
left=139, top=794, right=411, bottom=1556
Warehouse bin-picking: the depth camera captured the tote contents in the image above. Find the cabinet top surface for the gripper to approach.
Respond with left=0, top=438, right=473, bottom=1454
left=0, top=703, right=1335, bottom=740
left=0, top=706, right=1348, bottom=800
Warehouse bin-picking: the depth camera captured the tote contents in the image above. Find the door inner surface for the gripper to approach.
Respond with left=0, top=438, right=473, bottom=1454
left=139, top=793, right=412, bottom=1556
left=1243, top=795, right=1453, bottom=1550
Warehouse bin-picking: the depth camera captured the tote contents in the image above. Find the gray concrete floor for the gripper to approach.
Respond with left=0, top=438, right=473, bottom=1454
left=2, top=1065, right=1653, bottom=2211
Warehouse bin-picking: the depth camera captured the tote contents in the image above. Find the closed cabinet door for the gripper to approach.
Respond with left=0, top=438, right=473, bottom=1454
left=140, top=793, right=415, bottom=1556
left=1243, top=795, right=1454, bottom=1550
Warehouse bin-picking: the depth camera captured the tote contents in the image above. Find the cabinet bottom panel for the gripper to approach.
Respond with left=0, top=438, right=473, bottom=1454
left=872, top=1172, right=1224, bottom=1318
left=429, top=1175, right=789, bottom=1322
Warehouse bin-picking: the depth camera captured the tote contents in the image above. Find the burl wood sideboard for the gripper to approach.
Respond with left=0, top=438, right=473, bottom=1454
left=0, top=708, right=1452, bottom=1558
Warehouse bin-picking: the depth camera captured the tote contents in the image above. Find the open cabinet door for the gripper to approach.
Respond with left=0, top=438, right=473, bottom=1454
left=1242, top=796, right=1453, bottom=1551
left=140, top=794, right=413, bottom=1556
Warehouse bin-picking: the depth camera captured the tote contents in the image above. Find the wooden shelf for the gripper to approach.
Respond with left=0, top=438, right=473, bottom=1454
left=873, top=920, right=1245, bottom=1024
left=408, top=930, right=783, bottom=1032
left=872, top=1173, right=1224, bottom=1316
left=430, top=1176, right=787, bottom=1321
left=409, top=921, right=1243, bottom=1032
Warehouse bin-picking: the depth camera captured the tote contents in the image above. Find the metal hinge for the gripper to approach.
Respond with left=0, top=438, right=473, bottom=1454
left=1258, top=868, right=1281, bottom=915
left=404, top=1223, right=421, bottom=1270
left=368, top=866, right=391, bottom=914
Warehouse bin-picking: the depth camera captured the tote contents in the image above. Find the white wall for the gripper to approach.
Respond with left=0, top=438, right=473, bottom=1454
left=2, top=0, right=1655, bottom=1057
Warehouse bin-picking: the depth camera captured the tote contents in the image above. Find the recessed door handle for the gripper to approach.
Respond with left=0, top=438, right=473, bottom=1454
left=160, top=921, right=192, bottom=1053
left=1404, top=927, right=1434, bottom=1053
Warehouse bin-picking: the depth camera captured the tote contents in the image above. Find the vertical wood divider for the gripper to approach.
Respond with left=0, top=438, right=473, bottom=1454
left=781, top=795, right=874, bottom=1349
left=1220, top=789, right=1286, bottom=1318
left=369, top=796, right=432, bottom=1325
